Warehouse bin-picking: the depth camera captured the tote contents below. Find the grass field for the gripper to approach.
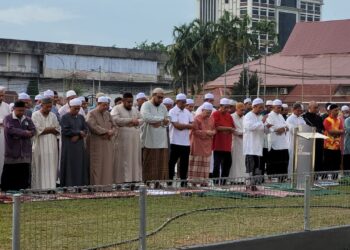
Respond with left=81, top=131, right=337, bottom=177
left=1, top=185, right=350, bottom=250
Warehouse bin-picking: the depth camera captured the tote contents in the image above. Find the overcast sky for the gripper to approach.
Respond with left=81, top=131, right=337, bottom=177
left=0, top=0, right=348, bottom=48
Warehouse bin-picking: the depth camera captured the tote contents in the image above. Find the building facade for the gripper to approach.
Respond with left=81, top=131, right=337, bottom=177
left=197, top=0, right=323, bottom=49
left=0, top=38, right=172, bottom=99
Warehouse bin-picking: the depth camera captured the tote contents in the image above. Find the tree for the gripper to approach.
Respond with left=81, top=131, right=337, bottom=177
left=232, top=70, right=260, bottom=101
left=212, top=11, right=239, bottom=95
left=133, top=40, right=168, bottom=52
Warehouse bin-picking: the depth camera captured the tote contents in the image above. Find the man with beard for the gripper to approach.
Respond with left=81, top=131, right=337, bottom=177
left=87, top=96, right=117, bottom=185
left=140, top=88, right=170, bottom=181
left=111, top=92, right=143, bottom=183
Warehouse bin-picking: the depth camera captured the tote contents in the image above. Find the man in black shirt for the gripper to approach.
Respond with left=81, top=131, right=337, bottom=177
left=302, top=101, right=324, bottom=172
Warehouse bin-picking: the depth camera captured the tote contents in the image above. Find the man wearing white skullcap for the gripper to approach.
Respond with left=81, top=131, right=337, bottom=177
left=188, top=102, right=216, bottom=182
left=185, top=98, right=195, bottom=117
left=340, top=105, right=350, bottom=126
left=262, top=100, right=273, bottom=116
left=0, top=86, right=10, bottom=184
left=34, top=90, right=60, bottom=119
left=195, top=93, right=217, bottom=116
left=135, top=92, right=148, bottom=111
left=18, top=92, right=33, bottom=117
left=243, top=98, right=272, bottom=191
left=163, top=98, right=174, bottom=111
left=60, top=97, right=89, bottom=187
left=140, top=87, right=170, bottom=181
left=286, top=103, right=306, bottom=176
left=229, top=102, right=248, bottom=179
left=110, top=92, right=143, bottom=183
left=243, top=98, right=252, bottom=115
left=58, top=90, right=85, bottom=117
left=86, top=95, right=117, bottom=185
left=168, top=93, right=194, bottom=185
left=281, top=103, right=289, bottom=120
left=211, top=98, right=234, bottom=184
left=266, top=99, right=289, bottom=177
left=228, top=99, right=237, bottom=114
left=35, top=94, right=43, bottom=105
left=31, top=96, right=60, bottom=189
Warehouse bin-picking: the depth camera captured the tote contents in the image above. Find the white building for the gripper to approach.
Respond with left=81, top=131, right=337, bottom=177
left=196, top=0, right=323, bottom=49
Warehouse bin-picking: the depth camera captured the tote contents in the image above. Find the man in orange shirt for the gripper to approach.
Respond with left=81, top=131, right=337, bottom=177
left=323, top=104, right=344, bottom=172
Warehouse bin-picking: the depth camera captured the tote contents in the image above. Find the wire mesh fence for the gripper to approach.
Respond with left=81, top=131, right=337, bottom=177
left=1, top=172, right=350, bottom=250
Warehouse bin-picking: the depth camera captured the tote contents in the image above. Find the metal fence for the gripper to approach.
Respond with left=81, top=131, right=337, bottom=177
left=1, top=171, right=350, bottom=250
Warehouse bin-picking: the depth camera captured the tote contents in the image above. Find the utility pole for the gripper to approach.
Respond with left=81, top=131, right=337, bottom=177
left=98, top=66, right=102, bottom=93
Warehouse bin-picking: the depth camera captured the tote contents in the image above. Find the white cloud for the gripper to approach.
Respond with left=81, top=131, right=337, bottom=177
left=0, top=5, right=77, bottom=25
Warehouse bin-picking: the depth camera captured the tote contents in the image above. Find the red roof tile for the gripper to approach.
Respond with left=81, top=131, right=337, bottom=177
left=282, top=19, right=350, bottom=56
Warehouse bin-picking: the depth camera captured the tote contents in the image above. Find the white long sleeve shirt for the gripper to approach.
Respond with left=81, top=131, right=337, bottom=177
left=243, top=111, right=269, bottom=156
left=266, top=111, right=289, bottom=150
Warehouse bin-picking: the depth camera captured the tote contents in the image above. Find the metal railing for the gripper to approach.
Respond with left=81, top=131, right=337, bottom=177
left=1, top=171, right=350, bottom=250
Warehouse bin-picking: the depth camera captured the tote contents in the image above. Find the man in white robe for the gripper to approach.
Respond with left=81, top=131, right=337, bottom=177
left=0, top=87, right=10, bottom=184
left=111, top=92, right=143, bottom=183
left=230, top=102, right=248, bottom=179
left=31, top=98, right=60, bottom=189
left=286, top=103, right=306, bottom=176
left=243, top=98, right=272, bottom=191
left=266, top=99, right=290, bottom=176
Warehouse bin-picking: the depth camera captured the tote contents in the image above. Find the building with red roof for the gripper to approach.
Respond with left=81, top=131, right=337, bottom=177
left=201, top=19, right=350, bottom=106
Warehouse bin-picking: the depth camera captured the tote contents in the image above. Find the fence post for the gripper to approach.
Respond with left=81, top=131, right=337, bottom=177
left=139, top=185, right=147, bottom=250
left=12, top=194, right=21, bottom=250
left=304, top=175, right=311, bottom=231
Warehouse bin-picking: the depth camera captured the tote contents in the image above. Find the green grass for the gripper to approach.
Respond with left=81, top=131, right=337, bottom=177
left=1, top=187, right=350, bottom=250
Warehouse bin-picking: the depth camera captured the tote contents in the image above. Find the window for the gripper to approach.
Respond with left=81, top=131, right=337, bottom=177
left=18, top=54, right=25, bottom=67
left=307, top=15, right=313, bottom=21
left=307, top=3, right=314, bottom=12
left=260, top=34, right=267, bottom=40
left=269, top=10, right=275, bottom=17
left=0, top=53, right=6, bottom=66
left=314, top=16, right=320, bottom=21
left=269, top=0, right=275, bottom=4
left=300, top=2, right=306, bottom=9
left=300, top=14, right=306, bottom=21
left=253, top=0, right=259, bottom=3
left=315, top=4, right=320, bottom=14
left=261, top=0, right=267, bottom=4
left=280, top=0, right=297, bottom=8
left=240, top=8, right=247, bottom=15
left=225, top=0, right=229, bottom=3
left=253, top=8, right=259, bottom=15
left=241, top=0, right=247, bottom=2
left=260, top=9, right=267, bottom=16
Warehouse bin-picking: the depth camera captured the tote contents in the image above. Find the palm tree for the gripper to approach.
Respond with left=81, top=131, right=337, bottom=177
left=191, top=19, right=215, bottom=92
left=212, top=11, right=239, bottom=96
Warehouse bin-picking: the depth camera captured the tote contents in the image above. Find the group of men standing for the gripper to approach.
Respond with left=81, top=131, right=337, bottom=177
left=0, top=85, right=349, bottom=192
